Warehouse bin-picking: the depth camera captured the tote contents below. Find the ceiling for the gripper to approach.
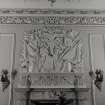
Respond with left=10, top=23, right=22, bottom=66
left=0, top=0, right=105, bottom=9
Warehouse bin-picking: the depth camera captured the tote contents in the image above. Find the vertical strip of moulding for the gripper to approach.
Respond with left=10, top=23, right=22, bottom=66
left=88, top=33, right=96, bottom=105
left=103, top=34, right=105, bottom=66
left=9, top=34, right=16, bottom=105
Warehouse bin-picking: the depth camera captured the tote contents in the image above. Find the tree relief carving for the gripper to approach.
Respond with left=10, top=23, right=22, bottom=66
left=20, top=26, right=84, bottom=73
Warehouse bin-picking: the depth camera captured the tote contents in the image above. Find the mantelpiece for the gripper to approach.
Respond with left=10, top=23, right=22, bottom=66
left=0, top=9, right=105, bottom=25
left=15, top=15, right=89, bottom=105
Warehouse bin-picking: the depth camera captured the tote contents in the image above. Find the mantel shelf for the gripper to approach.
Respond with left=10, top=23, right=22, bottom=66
left=15, top=87, right=89, bottom=93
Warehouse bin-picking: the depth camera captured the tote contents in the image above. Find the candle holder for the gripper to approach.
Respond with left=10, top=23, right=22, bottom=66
left=0, top=69, right=10, bottom=92
left=89, top=69, right=104, bottom=91
left=95, top=69, right=104, bottom=91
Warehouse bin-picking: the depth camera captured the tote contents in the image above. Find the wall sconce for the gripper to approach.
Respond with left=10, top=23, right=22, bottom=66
left=0, top=69, right=17, bottom=92
left=0, top=69, right=10, bottom=92
left=94, top=69, right=104, bottom=90
left=89, top=69, right=104, bottom=91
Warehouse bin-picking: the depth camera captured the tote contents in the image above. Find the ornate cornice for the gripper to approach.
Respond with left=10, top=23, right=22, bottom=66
left=0, top=8, right=105, bottom=25
left=0, top=8, right=105, bottom=15
left=0, top=16, right=105, bottom=25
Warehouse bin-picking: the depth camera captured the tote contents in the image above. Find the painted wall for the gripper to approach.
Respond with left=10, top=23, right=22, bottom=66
left=0, top=35, right=13, bottom=105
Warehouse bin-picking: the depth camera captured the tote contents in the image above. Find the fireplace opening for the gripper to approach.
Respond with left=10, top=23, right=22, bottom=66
left=30, top=99, right=74, bottom=105
left=31, top=100, right=58, bottom=105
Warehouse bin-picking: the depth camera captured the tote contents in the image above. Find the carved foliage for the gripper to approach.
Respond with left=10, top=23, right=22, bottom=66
left=20, top=27, right=83, bottom=73
left=19, top=26, right=85, bottom=88
left=0, top=16, right=105, bottom=25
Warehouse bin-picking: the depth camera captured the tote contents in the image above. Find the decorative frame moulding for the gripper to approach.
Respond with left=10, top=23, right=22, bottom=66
left=0, top=8, right=105, bottom=15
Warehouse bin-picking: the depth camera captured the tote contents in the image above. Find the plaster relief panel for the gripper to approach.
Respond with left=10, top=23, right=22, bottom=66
left=20, top=26, right=84, bottom=73
left=18, top=26, right=86, bottom=89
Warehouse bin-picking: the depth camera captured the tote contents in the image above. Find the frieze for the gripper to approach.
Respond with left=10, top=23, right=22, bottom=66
left=19, top=73, right=85, bottom=88
left=0, top=16, right=105, bottom=25
left=0, top=8, right=105, bottom=15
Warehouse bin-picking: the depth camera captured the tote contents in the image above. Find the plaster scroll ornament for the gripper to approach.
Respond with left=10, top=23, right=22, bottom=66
left=48, top=0, right=81, bottom=6
left=20, top=27, right=84, bottom=73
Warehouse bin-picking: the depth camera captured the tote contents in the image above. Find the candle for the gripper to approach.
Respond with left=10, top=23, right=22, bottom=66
left=68, top=62, right=72, bottom=72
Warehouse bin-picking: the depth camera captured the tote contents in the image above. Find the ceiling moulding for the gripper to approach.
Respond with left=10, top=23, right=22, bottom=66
left=0, top=15, right=105, bottom=25
left=0, top=8, right=105, bottom=15
left=0, top=8, right=105, bottom=25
